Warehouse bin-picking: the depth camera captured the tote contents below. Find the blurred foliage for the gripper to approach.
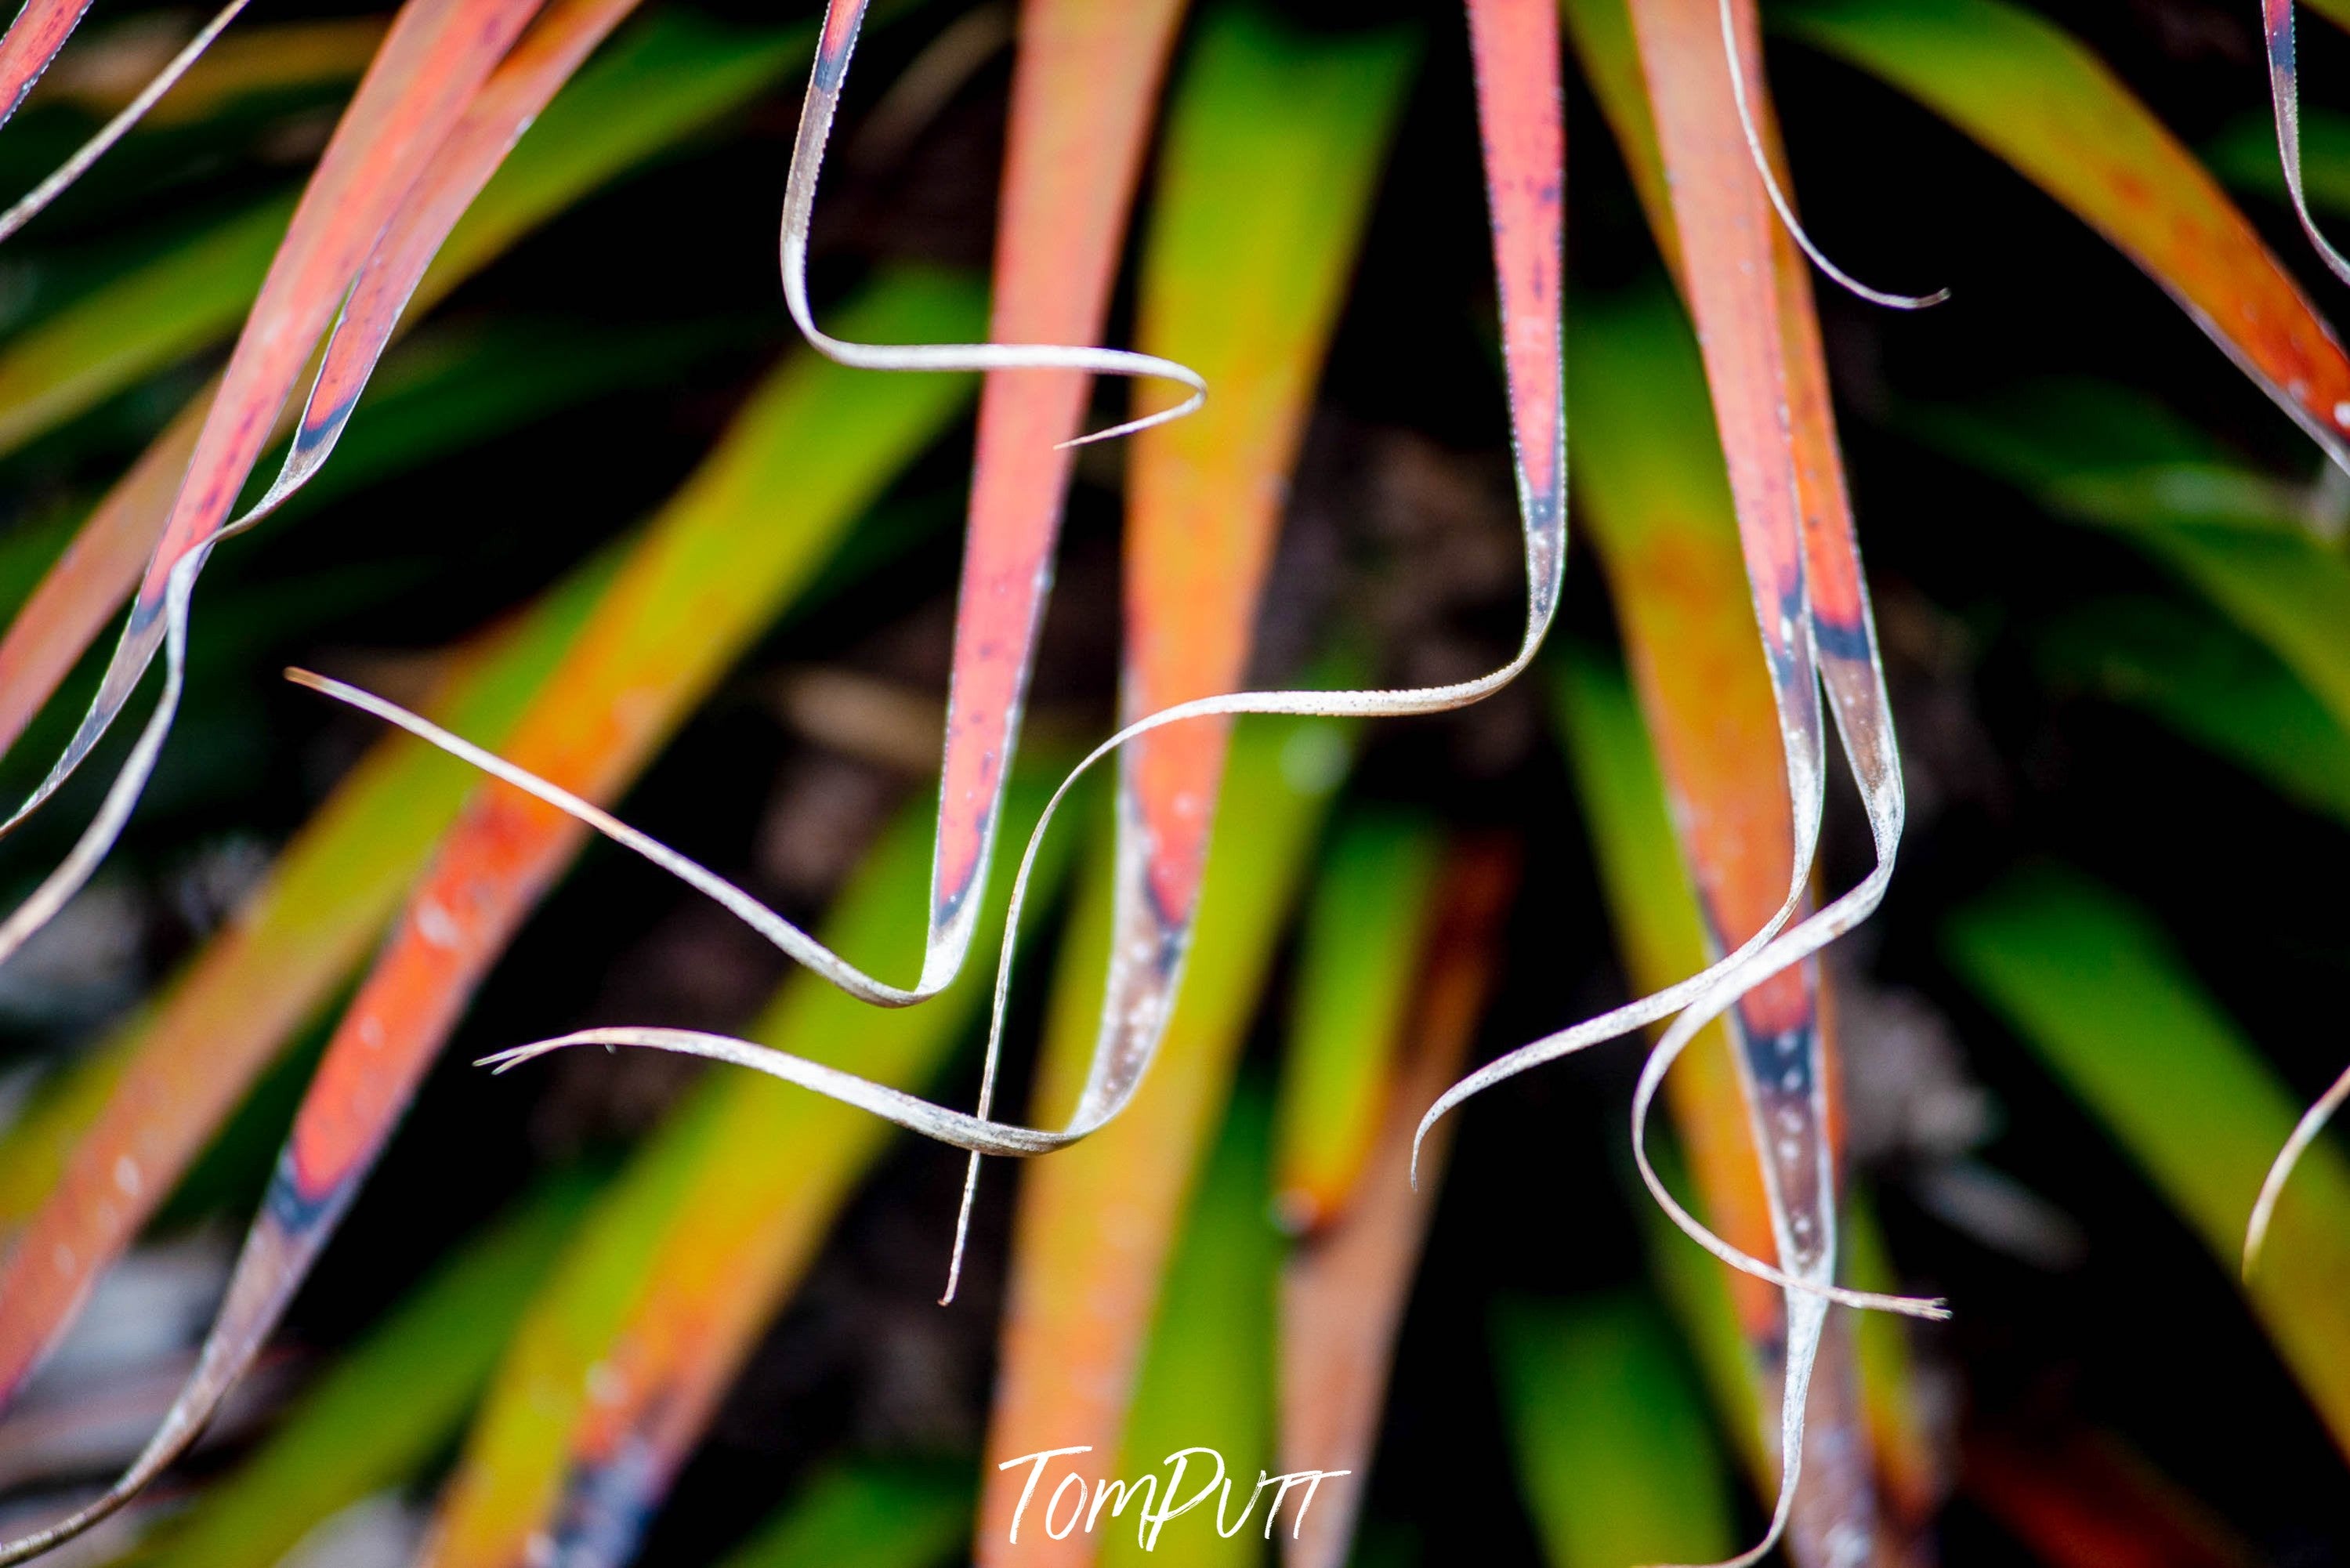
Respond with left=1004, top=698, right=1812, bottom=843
left=0, top=0, right=2341, bottom=1566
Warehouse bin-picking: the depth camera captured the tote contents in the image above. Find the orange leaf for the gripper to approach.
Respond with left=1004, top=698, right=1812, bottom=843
left=1280, top=837, right=1516, bottom=1568
left=1785, top=0, right=2350, bottom=465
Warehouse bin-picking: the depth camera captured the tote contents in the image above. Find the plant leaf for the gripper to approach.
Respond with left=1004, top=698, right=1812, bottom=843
left=137, top=1171, right=598, bottom=1568
left=976, top=714, right=1349, bottom=1566
left=1040, top=0, right=1414, bottom=1309
left=0, top=270, right=983, bottom=1558
left=953, top=0, right=1551, bottom=1267
left=1495, top=1295, right=1738, bottom=1568
left=2037, top=595, right=2350, bottom=827
left=0, top=191, right=294, bottom=461
left=2255, top=0, right=2350, bottom=290
left=1550, top=2, right=1924, bottom=1553
left=0, top=0, right=98, bottom=129
left=1781, top=0, right=2350, bottom=468
left=924, top=0, right=1186, bottom=1020
left=1552, top=648, right=1899, bottom=1566
left=230, top=0, right=733, bottom=534
left=714, top=1460, right=973, bottom=1568
left=1096, top=1082, right=1281, bottom=1568
left=1555, top=269, right=1936, bottom=1554
left=1945, top=866, right=2350, bottom=1458
left=1269, top=813, right=1444, bottom=1233
left=1280, top=835, right=1516, bottom=1568
left=419, top=775, right=1077, bottom=1568
left=1427, top=0, right=1914, bottom=1295
left=0, top=544, right=610, bottom=1326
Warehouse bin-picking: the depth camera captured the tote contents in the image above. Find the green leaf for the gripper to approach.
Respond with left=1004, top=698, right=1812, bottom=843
left=1494, top=1295, right=1736, bottom=1568
left=1945, top=867, right=2350, bottom=1453
left=2208, top=106, right=2350, bottom=215
left=139, top=1171, right=600, bottom=1568
left=1099, top=1084, right=1282, bottom=1568
left=2037, top=596, right=2350, bottom=826
left=1915, top=380, right=2350, bottom=738
left=1270, top=811, right=1443, bottom=1231
left=715, top=1461, right=972, bottom=1568
left=0, top=11, right=806, bottom=464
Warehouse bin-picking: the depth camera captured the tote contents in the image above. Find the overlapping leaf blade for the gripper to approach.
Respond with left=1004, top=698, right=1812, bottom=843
left=1560, top=268, right=1912, bottom=1562
left=1073, top=8, right=1414, bottom=1207
left=1280, top=833, right=1515, bottom=1568
left=972, top=13, right=1409, bottom=1556
left=0, top=0, right=554, bottom=904
left=1595, top=1, right=1915, bottom=1554
left=0, top=270, right=983, bottom=1555
left=922, top=0, right=1186, bottom=1001
left=422, top=777, right=1076, bottom=1568
left=976, top=715, right=1348, bottom=1566
left=137, top=1171, right=598, bottom=1568
left=0, top=6, right=807, bottom=772
left=1782, top=0, right=2350, bottom=466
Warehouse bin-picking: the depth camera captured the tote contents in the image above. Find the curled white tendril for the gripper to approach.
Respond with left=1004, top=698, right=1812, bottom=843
left=780, top=0, right=1203, bottom=448
left=295, top=0, right=1567, bottom=1311
left=2246, top=1056, right=2350, bottom=1276
left=2263, top=0, right=2350, bottom=290
left=1719, top=0, right=1946, bottom=311
left=0, top=0, right=253, bottom=246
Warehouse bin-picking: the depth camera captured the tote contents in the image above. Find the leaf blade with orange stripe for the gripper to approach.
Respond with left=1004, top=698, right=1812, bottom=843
left=0, top=270, right=983, bottom=1557
left=421, top=776, right=1077, bottom=1568
left=1782, top=0, right=2350, bottom=466
left=925, top=0, right=1186, bottom=988
left=1562, top=265, right=1914, bottom=1560
left=1279, top=832, right=1518, bottom=1568
left=977, top=715, right=1350, bottom=1568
